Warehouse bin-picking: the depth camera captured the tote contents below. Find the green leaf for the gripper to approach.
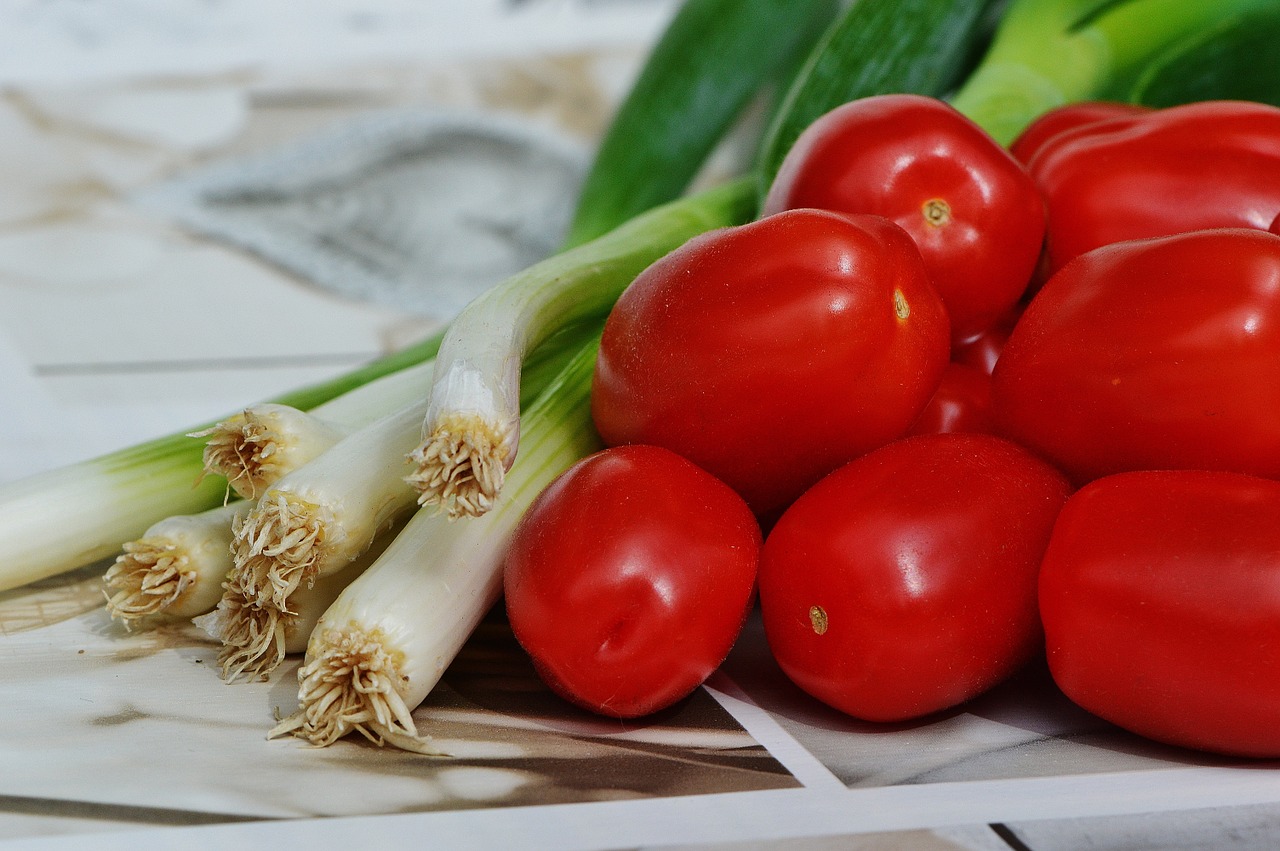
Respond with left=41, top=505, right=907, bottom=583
left=755, top=0, right=1002, bottom=196
left=1128, top=11, right=1280, bottom=107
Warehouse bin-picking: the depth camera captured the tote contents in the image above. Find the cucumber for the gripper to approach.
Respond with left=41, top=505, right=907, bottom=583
left=561, top=0, right=839, bottom=249
left=756, top=0, right=1000, bottom=198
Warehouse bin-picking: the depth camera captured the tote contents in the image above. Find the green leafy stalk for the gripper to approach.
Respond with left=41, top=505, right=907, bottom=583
left=562, top=0, right=838, bottom=249
left=756, top=0, right=1001, bottom=195
left=1129, top=10, right=1280, bottom=108
left=950, top=0, right=1280, bottom=144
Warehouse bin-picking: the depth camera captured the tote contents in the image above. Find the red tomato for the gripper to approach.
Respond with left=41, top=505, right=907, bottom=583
left=951, top=302, right=1022, bottom=375
left=1272, top=211, right=1280, bottom=235
left=1040, top=470, right=1280, bottom=757
left=759, top=433, right=1070, bottom=722
left=592, top=208, right=950, bottom=520
left=906, top=361, right=993, bottom=436
left=1028, top=100, right=1280, bottom=273
left=992, top=228, right=1280, bottom=484
left=504, top=444, right=759, bottom=719
left=763, top=94, right=1045, bottom=342
left=1008, top=101, right=1152, bottom=164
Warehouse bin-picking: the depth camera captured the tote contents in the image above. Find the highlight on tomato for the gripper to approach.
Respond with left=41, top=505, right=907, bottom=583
left=503, top=444, right=760, bottom=719
left=758, top=432, right=1070, bottom=723
left=992, top=227, right=1280, bottom=485
left=1039, top=470, right=1280, bottom=758
left=1027, top=99, right=1280, bottom=273
left=762, top=93, right=1045, bottom=342
left=591, top=207, right=950, bottom=520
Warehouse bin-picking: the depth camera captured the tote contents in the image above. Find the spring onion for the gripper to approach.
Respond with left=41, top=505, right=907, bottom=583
left=949, top=0, right=1280, bottom=145
left=408, top=178, right=755, bottom=519
left=196, top=358, right=439, bottom=500
left=271, top=336, right=601, bottom=753
left=230, top=400, right=432, bottom=614
left=0, top=327, right=446, bottom=595
left=196, top=525, right=396, bottom=683
left=102, top=501, right=241, bottom=626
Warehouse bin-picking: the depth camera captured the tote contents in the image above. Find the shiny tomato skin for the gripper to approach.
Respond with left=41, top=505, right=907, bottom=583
left=763, top=94, right=1045, bottom=342
left=992, top=228, right=1280, bottom=485
left=1029, top=100, right=1280, bottom=273
left=759, top=433, right=1070, bottom=722
left=951, top=302, right=1021, bottom=375
left=1272, top=211, right=1280, bottom=235
left=906, top=361, right=993, bottom=436
left=592, top=208, right=950, bottom=520
left=504, top=444, right=760, bottom=719
left=1040, top=470, right=1280, bottom=757
left=1008, top=101, right=1152, bottom=164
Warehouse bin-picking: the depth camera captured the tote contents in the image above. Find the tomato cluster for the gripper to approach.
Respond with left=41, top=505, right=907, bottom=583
left=504, top=95, right=1280, bottom=757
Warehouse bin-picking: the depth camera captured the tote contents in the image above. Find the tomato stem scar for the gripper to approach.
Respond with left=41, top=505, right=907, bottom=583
left=809, top=605, right=829, bottom=635
left=922, top=198, right=952, bottom=227
left=893, top=288, right=910, bottom=320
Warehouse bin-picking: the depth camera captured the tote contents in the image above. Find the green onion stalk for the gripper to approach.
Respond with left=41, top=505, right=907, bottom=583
left=207, top=322, right=591, bottom=680
left=949, top=0, right=1280, bottom=144
left=0, top=333, right=445, bottom=595
left=406, top=179, right=756, bottom=518
left=272, top=337, right=603, bottom=753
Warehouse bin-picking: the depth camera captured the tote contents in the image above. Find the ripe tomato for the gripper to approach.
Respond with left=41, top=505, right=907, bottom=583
left=759, top=433, right=1070, bottom=723
left=906, top=361, right=993, bottom=436
left=503, top=444, right=759, bottom=719
left=762, top=94, right=1045, bottom=342
left=1008, top=100, right=1152, bottom=164
left=1039, top=470, right=1280, bottom=758
left=1028, top=100, right=1280, bottom=273
left=992, top=228, right=1280, bottom=484
left=951, top=302, right=1020, bottom=375
left=1272, top=211, right=1280, bottom=235
left=592, top=208, right=950, bottom=520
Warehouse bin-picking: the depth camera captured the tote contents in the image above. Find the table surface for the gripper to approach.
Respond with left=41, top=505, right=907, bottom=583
left=2, top=3, right=1279, bottom=849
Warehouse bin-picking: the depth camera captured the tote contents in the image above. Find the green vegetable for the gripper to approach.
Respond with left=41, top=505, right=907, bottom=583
left=950, top=0, right=1280, bottom=145
left=0, top=328, right=446, bottom=595
left=562, top=0, right=838, bottom=249
left=756, top=0, right=1001, bottom=195
left=271, top=336, right=602, bottom=753
left=1129, top=10, right=1280, bottom=108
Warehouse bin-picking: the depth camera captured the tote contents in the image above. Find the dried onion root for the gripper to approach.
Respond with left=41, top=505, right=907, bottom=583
left=103, top=502, right=241, bottom=627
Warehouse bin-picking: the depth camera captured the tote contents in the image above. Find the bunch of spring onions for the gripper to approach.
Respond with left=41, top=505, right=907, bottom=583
left=1, top=0, right=1274, bottom=755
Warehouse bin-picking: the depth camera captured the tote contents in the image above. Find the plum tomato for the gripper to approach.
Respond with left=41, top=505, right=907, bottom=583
left=1008, top=101, right=1153, bottom=165
left=1027, top=100, right=1280, bottom=273
left=951, top=302, right=1021, bottom=375
left=906, top=361, right=993, bottom=436
left=758, top=433, right=1070, bottom=723
left=1039, top=470, right=1280, bottom=757
left=503, top=444, right=760, bottom=719
left=591, top=208, right=950, bottom=520
left=763, top=93, right=1045, bottom=342
left=992, top=228, right=1280, bottom=485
